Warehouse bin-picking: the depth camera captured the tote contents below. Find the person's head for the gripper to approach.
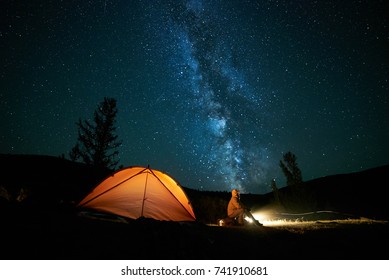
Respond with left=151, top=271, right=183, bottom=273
left=231, top=189, right=240, bottom=198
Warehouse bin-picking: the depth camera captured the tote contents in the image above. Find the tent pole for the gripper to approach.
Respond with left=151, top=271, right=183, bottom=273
left=140, top=171, right=149, bottom=218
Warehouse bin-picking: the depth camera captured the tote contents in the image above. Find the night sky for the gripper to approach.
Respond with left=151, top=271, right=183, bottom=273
left=1, top=0, right=388, bottom=194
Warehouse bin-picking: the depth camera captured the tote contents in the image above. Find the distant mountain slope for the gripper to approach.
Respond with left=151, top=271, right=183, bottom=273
left=0, top=153, right=109, bottom=204
left=302, top=165, right=389, bottom=219
left=1, top=153, right=388, bottom=221
left=255, top=164, right=389, bottom=220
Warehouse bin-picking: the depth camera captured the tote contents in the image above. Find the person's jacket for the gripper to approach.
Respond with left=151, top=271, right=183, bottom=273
left=227, top=195, right=245, bottom=216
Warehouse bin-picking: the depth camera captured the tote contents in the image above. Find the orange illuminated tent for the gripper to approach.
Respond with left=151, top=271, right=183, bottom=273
left=78, top=166, right=196, bottom=222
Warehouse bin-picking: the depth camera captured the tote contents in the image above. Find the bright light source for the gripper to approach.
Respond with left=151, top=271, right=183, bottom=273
left=251, top=211, right=268, bottom=222
left=250, top=210, right=289, bottom=226
left=248, top=209, right=386, bottom=227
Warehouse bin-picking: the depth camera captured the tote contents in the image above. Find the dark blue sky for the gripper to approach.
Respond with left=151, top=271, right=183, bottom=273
left=1, top=0, right=388, bottom=194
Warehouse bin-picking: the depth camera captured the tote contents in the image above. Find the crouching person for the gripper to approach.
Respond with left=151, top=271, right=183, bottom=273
left=227, top=189, right=263, bottom=226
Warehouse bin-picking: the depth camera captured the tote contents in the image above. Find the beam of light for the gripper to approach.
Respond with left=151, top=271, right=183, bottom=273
left=250, top=209, right=331, bottom=226
left=249, top=209, right=311, bottom=226
left=249, top=209, right=387, bottom=227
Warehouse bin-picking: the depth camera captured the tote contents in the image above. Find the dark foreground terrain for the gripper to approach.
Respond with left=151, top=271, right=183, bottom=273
left=1, top=202, right=388, bottom=260
left=1, top=154, right=388, bottom=260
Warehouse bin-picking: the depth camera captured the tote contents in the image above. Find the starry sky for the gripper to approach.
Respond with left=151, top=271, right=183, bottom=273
left=1, top=0, right=388, bottom=194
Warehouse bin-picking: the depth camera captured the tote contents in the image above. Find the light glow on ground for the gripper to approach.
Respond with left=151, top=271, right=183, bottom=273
left=250, top=210, right=388, bottom=229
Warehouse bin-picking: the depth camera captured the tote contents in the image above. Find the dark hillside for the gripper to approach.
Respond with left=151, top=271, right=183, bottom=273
left=261, top=165, right=389, bottom=220
left=1, top=153, right=388, bottom=221
left=305, top=165, right=389, bottom=219
left=0, top=154, right=109, bottom=206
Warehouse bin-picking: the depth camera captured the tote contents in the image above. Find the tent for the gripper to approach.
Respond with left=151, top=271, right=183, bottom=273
left=78, top=166, right=196, bottom=222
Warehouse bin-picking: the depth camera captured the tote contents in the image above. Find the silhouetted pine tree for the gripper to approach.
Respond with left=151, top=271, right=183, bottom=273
left=279, top=151, right=303, bottom=187
left=69, top=97, right=122, bottom=170
left=279, top=151, right=311, bottom=211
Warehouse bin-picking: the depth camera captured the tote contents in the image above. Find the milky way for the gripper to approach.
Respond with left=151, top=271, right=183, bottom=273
left=143, top=0, right=274, bottom=192
left=1, top=0, right=388, bottom=193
